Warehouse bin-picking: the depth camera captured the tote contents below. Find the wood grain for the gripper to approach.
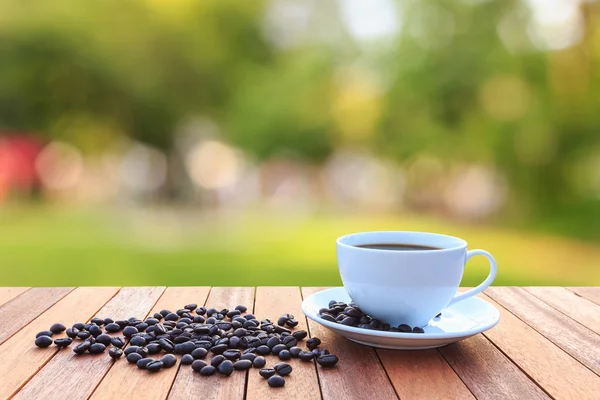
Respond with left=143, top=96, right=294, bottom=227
left=246, top=287, right=321, bottom=400
left=0, top=287, right=119, bottom=399
left=439, top=335, right=550, bottom=399
left=524, top=287, right=600, bottom=335
left=480, top=292, right=600, bottom=399
left=0, top=287, right=74, bottom=345
left=486, top=286, right=600, bottom=376
left=13, top=287, right=165, bottom=400
left=168, top=287, right=255, bottom=400
left=0, top=287, right=29, bottom=307
left=302, top=287, right=398, bottom=400
left=568, top=287, right=600, bottom=306
left=90, top=287, right=211, bottom=400
left=378, top=349, right=474, bottom=400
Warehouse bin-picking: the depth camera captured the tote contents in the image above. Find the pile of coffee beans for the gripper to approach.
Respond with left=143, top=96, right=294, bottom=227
left=319, top=300, right=439, bottom=333
left=34, top=304, right=338, bottom=389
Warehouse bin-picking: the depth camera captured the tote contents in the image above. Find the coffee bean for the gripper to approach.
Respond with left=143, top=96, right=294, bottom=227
left=159, top=354, right=176, bottom=368
left=344, top=307, right=364, bottom=318
left=240, top=353, right=256, bottom=362
left=268, top=375, right=285, bottom=388
left=196, top=307, right=207, bottom=315
left=233, top=359, right=253, bottom=370
left=89, top=317, right=103, bottom=326
left=251, top=355, right=266, bottom=368
left=122, top=326, right=138, bottom=338
left=311, top=349, right=321, bottom=357
left=340, top=317, right=357, bottom=326
left=124, top=346, right=139, bottom=356
left=317, top=354, right=339, bottom=367
left=72, top=322, right=85, bottom=330
left=178, top=341, right=196, bottom=354
left=36, top=330, right=53, bottom=338
left=412, top=327, right=425, bottom=333
left=191, top=347, right=208, bottom=359
left=282, top=336, right=297, bottom=348
left=137, top=357, right=154, bottom=370
left=274, top=362, right=292, bottom=376
left=278, top=350, right=291, bottom=360
left=89, top=343, right=106, bottom=354
left=94, top=334, right=110, bottom=346
left=245, top=313, right=256, bottom=320
left=109, top=347, right=123, bottom=359
left=165, top=313, right=179, bottom=322
left=266, top=337, right=280, bottom=349
left=200, top=365, right=216, bottom=376
left=259, top=368, right=276, bottom=378
left=289, top=346, right=302, bottom=357
left=285, top=319, right=298, bottom=328
left=54, top=338, right=73, bottom=347
left=211, top=355, right=225, bottom=367
left=135, top=322, right=149, bottom=332
left=276, top=316, right=288, bottom=326
left=147, top=360, right=163, bottom=372
left=181, top=354, right=194, bottom=365
left=320, top=314, right=336, bottom=323
left=136, top=347, right=149, bottom=358
left=235, top=305, right=247, bottom=312
left=381, top=323, right=391, bottom=331
left=159, top=338, right=175, bottom=353
left=223, top=349, right=241, bottom=361
left=256, top=345, right=270, bottom=355
left=105, top=323, right=121, bottom=333
left=292, top=330, right=307, bottom=340
left=145, top=318, right=159, bottom=326
left=298, top=351, right=315, bottom=361
left=217, top=360, right=234, bottom=375
left=398, top=324, right=412, bottom=333
left=77, top=331, right=91, bottom=340
left=306, top=337, right=321, bottom=350
left=192, top=360, right=207, bottom=372
left=49, top=323, right=66, bottom=334
left=73, top=341, right=91, bottom=354
left=227, top=310, right=241, bottom=319
left=335, top=314, right=345, bottom=322
left=271, top=344, right=287, bottom=355
left=130, top=336, right=146, bottom=347
left=146, top=343, right=161, bottom=355
left=127, top=352, right=143, bottom=364
left=210, top=344, right=228, bottom=355
left=111, top=337, right=125, bottom=348
left=65, top=328, right=79, bottom=338
left=35, top=336, right=53, bottom=348
left=184, top=303, right=197, bottom=311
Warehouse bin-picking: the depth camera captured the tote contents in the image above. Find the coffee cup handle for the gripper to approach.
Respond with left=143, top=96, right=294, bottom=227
left=447, top=249, right=497, bottom=307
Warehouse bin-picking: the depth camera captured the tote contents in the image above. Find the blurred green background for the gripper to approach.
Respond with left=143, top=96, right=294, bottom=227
left=1, top=0, right=599, bottom=286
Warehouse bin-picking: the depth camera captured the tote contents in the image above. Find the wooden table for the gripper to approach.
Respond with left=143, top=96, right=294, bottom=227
left=0, top=287, right=599, bottom=400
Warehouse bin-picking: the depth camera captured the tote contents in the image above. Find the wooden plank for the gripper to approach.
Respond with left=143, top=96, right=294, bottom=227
left=246, top=287, right=321, bottom=400
left=0, top=287, right=119, bottom=399
left=568, top=287, right=600, bottom=306
left=168, top=287, right=255, bottom=400
left=524, top=287, right=600, bottom=335
left=0, top=287, right=74, bottom=345
left=13, top=287, right=165, bottom=400
left=480, top=292, right=600, bottom=399
left=439, top=335, right=550, bottom=399
left=377, top=349, right=474, bottom=400
left=301, top=287, right=398, bottom=400
left=0, top=287, right=30, bottom=307
left=486, top=286, right=600, bottom=376
left=91, top=287, right=212, bottom=400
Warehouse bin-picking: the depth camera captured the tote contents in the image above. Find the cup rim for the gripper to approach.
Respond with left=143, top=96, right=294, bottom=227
left=336, top=231, right=467, bottom=253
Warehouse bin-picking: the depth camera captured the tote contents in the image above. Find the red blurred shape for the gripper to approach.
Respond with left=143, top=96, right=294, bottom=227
left=0, top=132, right=45, bottom=201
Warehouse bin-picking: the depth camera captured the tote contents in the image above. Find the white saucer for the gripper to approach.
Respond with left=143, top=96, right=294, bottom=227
left=301, top=287, right=500, bottom=350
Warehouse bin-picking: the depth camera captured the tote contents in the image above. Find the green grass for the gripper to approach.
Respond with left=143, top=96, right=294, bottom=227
left=1, top=205, right=599, bottom=286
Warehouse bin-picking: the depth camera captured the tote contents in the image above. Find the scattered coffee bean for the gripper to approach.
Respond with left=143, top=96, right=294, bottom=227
left=35, top=336, right=53, bottom=348
left=122, top=326, right=138, bottom=338
left=259, top=368, right=276, bottom=378
left=223, top=349, right=241, bottom=361
left=192, top=360, right=207, bottom=372
left=129, top=336, right=146, bottom=347
left=289, top=347, right=302, bottom=357
left=36, top=330, right=53, bottom=338
left=292, top=330, right=307, bottom=340
left=217, top=360, right=234, bottom=376
left=89, top=343, right=106, bottom=354
left=111, top=337, right=125, bottom=348
left=200, top=365, right=216, bottom=376
left=278, top=350, right=291, bottom=360
left=233, top=359, right=253, bottom=370
left=306, top=338, right=321, bottom=350
left=181, top=354, right=194, bottom=365
left=235, top=305, right=247, bottom=312
left=160, top=354, right=177, bottom=368
left=108, top=347, right=123, bottom=359
left=73, top=341, right=91, bottom=354
left=77, top=331, right=91, bottom=340
left=105, top=323, right=121, bottom=333
left=253, top=356, right=266, bottom=368
left=54, top=338, right=73, bottom=347
left=127, top=352, right=143, bottom=363
left=298, top=351, right=315, bottom=361
left=257, top=345, right=270, bottom=355
left=65, top=328, right=79, bottom=338
left=50, top=323, right=66, bottom=334
left=274, top=362, right=292, bottom=376
left=191, top=347, right=208, bottom=359
left=317, top=354, right=339, bottom=367
left=211, top=355, right=225, bottom=367
left=147, top=360, right=163, bottom=372
left=268, top=375, right=285, bottom=388
left=137, top=358, right=154, bottom=370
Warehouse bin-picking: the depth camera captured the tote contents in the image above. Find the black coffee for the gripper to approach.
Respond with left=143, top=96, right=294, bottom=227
left=356, top=243, right=441, bottom=251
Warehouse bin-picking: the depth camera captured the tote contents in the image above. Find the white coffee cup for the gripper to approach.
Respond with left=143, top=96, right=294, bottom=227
left=336, top=231, right=497, bottom=328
